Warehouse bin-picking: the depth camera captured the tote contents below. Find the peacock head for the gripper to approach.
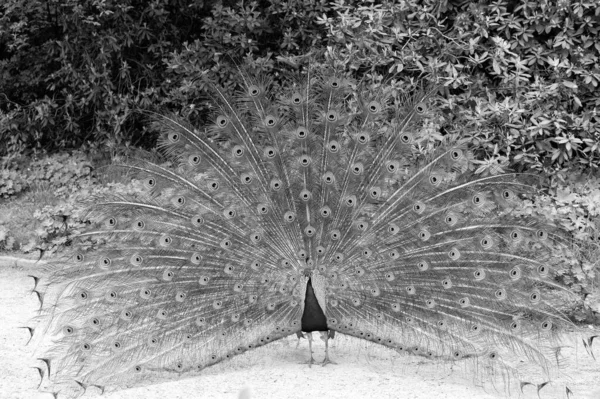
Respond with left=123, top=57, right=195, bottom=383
left=302, top=258, right=316, bottom=278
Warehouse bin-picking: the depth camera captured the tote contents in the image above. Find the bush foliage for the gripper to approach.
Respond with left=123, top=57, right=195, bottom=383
left=1, top=0, right=599, bottom=177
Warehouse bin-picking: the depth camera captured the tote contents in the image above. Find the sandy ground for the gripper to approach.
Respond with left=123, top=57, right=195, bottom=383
left=1, top=256, right=599, bottom=399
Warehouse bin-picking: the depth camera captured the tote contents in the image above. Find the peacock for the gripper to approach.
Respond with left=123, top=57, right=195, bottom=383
left=29, top=66, right=597, bottom=398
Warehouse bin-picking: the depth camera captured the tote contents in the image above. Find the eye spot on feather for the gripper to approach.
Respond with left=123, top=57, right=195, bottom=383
left=406, top=285, right=416, bottom=295
left=90, top=317, right=101, bottom=328
left=417, top=260, right=429, bottom=271
left=538, top=265, right=549, bottom=277
left=415, top=102, right=427, bottom=114
left=140, top=288, right=152, bottom=299
left=216, top=115, right=229, bottom=128
left=256, top=203, right=269, bottom=215
left=264, top=146, right=277, bottom=159
left=472, top=193, right=484, bottom=206
left=495, top=288, right=507, bottom=301
left=296, top=126, right=308, bottom=139
left=473, top=268, right=486, bottom=280
left=248, top=85, right=261, bottom=97
left=385, top=272, right=395, bottom=281
left=241, top=173, right=253, bottom=184
left=351, top=163, right=364, bottom=175
left=232, top=145, right=244, bottom=158
left=442, top=278, right=452, bottom=289
left=509, top=266, right=522, bottom=280
left=459, top=297, right=470, bottom=308
left=509, top=320, right=521, bottom=332
left=105, top=217, right=117, bottom=228
left=121, top=309, right=133, bottom=321
left=540, top=319, right=553, bottom=331
left=213, top=300, right=223, bottom=310
left=220, top=238, right=232, bottom=249
left=63, top=326, right=75, bottom=335
left=299, top=189, right=312, bottom=201
left=175, top=291, right=186, bottom=302
left=144, top=177, right=156, bottom=189
left=106, top=290, right=118, bottom=302
left=207, top=181, right=219, bottom=191
left=304, top=225, right=315, bottom=237
left=299, top=155, right=311, bottom=167
left=388, top=223, right=399, bottom=235
left=529, top=290, right=541, bottom=304
left=74, top=253, right=85, bottom=262
left=316, top=246, right=325, bottom=255
left=367, top=100, right=382, bottom=114
left=412, top=201, right=425, bottom=214
left=98, top=257, right=111, bottom=269
left=167, top=131, right=180, bottom=143
left=444, top=212, right=458, bottom=226
left=369, top=187, right=381, bottom=199
left=224, top=264, right=234, bottom=274
left=355, top=267, right=365, bottom=276
left=160, top=235, right=173, bottom=247
left=283, top=211, right=296, bottom=223
left=250, top=232, right=262, bottom=244
left=223, top=207, right=236, bottom=219
left=385, top=160, right=399, bottom=173
left=418, top=229, right=430, bottom=241
left=357, top=132, right=369, bottom=144
left=400, top=132, right=412, bottom=143
left=190, top=215, right=204, bottom=227
left=195, top=317, right=206, bottom=327
left=425, top=299, right=436, bottom=308
left=344, top=195, right=356, bottom=207
left=190, top=252, right=202, bottom=264
left=163, top=270, right=174, bottom=281
left=328, top=140, right=339, bottom=153
left=502, top=189, right=515, bottom=200
left=78, top=290, right=89, bottom=301
left=291, top=92, right=302, bottom=105
left=509, top=230, right=522, bottom=242
left=355, top=220, right=368, bottom=231
left=129, top=253, right=144, bottom=266
left=448, top=248, right=461, bottom=260
left=429, top=174, right=441, bottom=186
left=188, top=154, right=201, bottom=166
left=264, top=115, right=277, bottom=127
left=362, top=248, right=372, bottom=258
left=480, top=236, right=493, bottom=249
left=270, top=178, right=283, bottom=191
left=450, top=149, right=463, bottom=160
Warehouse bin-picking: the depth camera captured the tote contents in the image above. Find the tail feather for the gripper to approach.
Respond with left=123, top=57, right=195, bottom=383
left=30, top=67, right=596, bottom=397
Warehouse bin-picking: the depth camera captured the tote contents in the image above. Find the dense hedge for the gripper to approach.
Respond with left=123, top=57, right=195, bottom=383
left=1, top=0, right=599, bottom=177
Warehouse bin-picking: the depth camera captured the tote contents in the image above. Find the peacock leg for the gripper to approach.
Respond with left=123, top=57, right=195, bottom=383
left=303, top=332, right=315, bottom=367
left=321, top=330, right=337, bottom=366
left=295, top=331, right=304, bottom=349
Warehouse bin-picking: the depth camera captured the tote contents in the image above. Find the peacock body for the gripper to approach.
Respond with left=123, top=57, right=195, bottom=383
left=31, top=67, right=594, bottom=397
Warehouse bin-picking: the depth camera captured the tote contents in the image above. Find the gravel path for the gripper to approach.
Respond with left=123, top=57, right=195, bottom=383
left=1, top=256, right=598, bottom=399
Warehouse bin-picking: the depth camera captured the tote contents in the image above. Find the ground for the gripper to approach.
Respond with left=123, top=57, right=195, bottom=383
left=1, top=256, right=599, bottom=399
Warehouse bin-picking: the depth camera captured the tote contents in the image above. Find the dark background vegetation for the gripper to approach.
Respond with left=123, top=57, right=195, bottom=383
left=0, top=0, right=599, bottom=317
